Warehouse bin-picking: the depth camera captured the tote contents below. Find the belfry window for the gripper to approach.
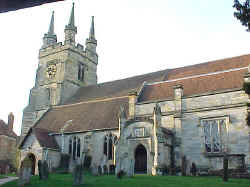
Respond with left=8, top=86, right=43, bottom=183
left=103, top=134, right=117, bottom=160
left=78, top=63, right=84, bottom=81
left=69, top=136, right=81, bottom=159
left=202, top=118, right=227, bottom=153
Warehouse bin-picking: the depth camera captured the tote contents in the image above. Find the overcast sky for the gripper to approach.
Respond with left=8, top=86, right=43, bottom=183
left=0, top=0, right=249, bottom=135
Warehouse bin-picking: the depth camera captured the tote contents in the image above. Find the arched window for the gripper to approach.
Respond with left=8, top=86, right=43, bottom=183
left=78, top=63, right=84, bottom=81
left=69, top=138, right=72, bottom=154
left=103, top=133, right=117, bottom=160
left=69, top=136, right=81, bottom=160
left=77, top=138, right=81, bottom=157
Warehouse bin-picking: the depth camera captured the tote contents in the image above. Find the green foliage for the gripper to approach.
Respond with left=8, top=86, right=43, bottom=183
left=243, top=82, right=250, bottom=94
left=2, top=173, right=250, bottom=187
left=233, top=0, right=250, bottom=31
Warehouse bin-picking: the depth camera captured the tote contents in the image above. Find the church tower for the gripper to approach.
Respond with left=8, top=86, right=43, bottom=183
left=21, top=4, right=98, bottom=137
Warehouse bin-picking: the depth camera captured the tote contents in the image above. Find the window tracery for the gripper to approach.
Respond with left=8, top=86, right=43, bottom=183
left=78, top=63, right=85, bottom=81
left=202, top=118, right=227, bottom=153
left=69, top=136, right=81, bottom=159
left=103, top=133, right=117, bottom=160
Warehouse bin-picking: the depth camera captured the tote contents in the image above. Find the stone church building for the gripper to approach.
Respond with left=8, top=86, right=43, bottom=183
left=19, top=4, right=250, bottom=175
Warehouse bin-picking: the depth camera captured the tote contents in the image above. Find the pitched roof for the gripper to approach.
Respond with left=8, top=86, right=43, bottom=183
left=164, top=54, right=250, bottom=80
left=36, top=97, right=129, bottom=133
left=34, top=128, right=59, bottom=150
left=65, top=69, right=168, bottom=104
left=0, top=120, right=17, bottom=138
left=139, top=54, right=250, bottom=102
left=32, top=54, right=250, bottom=139
left=139, top=68, right=247, bottom=102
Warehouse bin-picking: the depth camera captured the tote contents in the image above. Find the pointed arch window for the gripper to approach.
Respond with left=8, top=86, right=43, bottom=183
left=201, top=117, right=228, bottom=153
left=103, top=133, right=117, bottom=160
left=78, top=63, right=84, bottom=81
left=69, top=136, right=81, bottom=159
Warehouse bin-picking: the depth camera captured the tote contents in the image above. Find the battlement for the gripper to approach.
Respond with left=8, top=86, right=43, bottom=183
left=39, top=42, right=86, bottom=58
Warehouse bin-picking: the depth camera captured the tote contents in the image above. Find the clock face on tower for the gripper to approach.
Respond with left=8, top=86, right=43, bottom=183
left=46, top=63, right=57, bottom=79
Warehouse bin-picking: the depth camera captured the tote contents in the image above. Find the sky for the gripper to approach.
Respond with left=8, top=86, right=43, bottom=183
left=0, top=0, right=249, bottom=135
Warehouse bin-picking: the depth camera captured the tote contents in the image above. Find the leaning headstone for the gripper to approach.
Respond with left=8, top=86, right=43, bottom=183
left=73, top=164, right=84, bottom=186
left=18, top=157, right=32, bottom=187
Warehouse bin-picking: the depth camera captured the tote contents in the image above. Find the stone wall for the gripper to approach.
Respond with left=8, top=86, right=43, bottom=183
left=135, top=90, right=250, bottom=170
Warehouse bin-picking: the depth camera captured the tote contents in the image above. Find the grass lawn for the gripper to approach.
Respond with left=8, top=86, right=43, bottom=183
left=1, top=173, right=250, bottom=187
left=0, top=175, right=7, bottom=179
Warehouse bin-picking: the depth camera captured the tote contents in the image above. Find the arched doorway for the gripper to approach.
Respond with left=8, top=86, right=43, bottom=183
left=27, top=153, right=36, bottom=175
left=134, top=144, right=147, bottom=173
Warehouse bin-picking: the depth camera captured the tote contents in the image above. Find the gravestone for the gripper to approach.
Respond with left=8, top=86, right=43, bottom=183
left=98, top=165, right=102, bottom=175
left=91, top=163, right=98, bottom=176
left=73, top=164, right=84, bottom=185
left=38, top=160, right=43, bottom=180
left=38, top=160, right=49, bottom=180
left=18, top=157, right=32, bottom=187
left=127, top=159, right=134, bottom=177
left=103, top=165, right=108, bottom=175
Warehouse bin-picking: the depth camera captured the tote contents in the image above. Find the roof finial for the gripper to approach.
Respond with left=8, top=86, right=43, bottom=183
left=89, top=16, right=95, bottom=40
left=48, top=11, right=55, bottom=35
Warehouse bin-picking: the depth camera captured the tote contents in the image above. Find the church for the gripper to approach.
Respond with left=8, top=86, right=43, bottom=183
left=19, top=4, right=250, bottom=175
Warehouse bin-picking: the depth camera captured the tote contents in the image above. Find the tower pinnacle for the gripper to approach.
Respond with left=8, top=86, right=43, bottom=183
left=64, top=3, right=77, bottom=45
left=48, top=11, right=55, bottom=35
left=42, top=11, right=57, bottom=48
left=89, top=16, right=95, bottom=41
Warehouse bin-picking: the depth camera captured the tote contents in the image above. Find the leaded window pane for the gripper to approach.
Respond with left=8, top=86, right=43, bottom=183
left=203, top=121, right=211, bottom=152
left=69, top=138, right=72, bottom=154
left=202, top=118, right=227, bottom=153
left=77, top=138, right=81, bottom=158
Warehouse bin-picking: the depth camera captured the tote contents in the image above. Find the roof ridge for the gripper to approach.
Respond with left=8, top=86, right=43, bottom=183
left=148, top=66, right=248, bottom=86
left=55, top=95, right=128, bottom=109
left=167, top=53, right=250, bottom=73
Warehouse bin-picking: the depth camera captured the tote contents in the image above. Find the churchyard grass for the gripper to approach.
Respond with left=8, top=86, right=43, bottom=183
left=0, top=175, right=7, bottom=179
left=2, top=173, right=250, bottom=187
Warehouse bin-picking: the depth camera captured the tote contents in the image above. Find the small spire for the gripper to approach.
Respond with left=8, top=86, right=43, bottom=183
left=67, top=3, right=75, bottom=28
left=89, top=16, right=95, bottom=40
left=48, top=11, right=55, bottom=35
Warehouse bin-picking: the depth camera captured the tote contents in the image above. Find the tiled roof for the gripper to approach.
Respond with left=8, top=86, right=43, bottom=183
left=164, top=54, right=250, bottom=80
left=0, top=120, right=17, bottom=138
left=35, top=97, right=129, bottom=133
left=139, top=68, right=248, bottom=102
left=65, top=69, right=168, bottom=104
left=31, top=54, right=250, bottom=146
left=34, top=128, right=59, bottom=150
